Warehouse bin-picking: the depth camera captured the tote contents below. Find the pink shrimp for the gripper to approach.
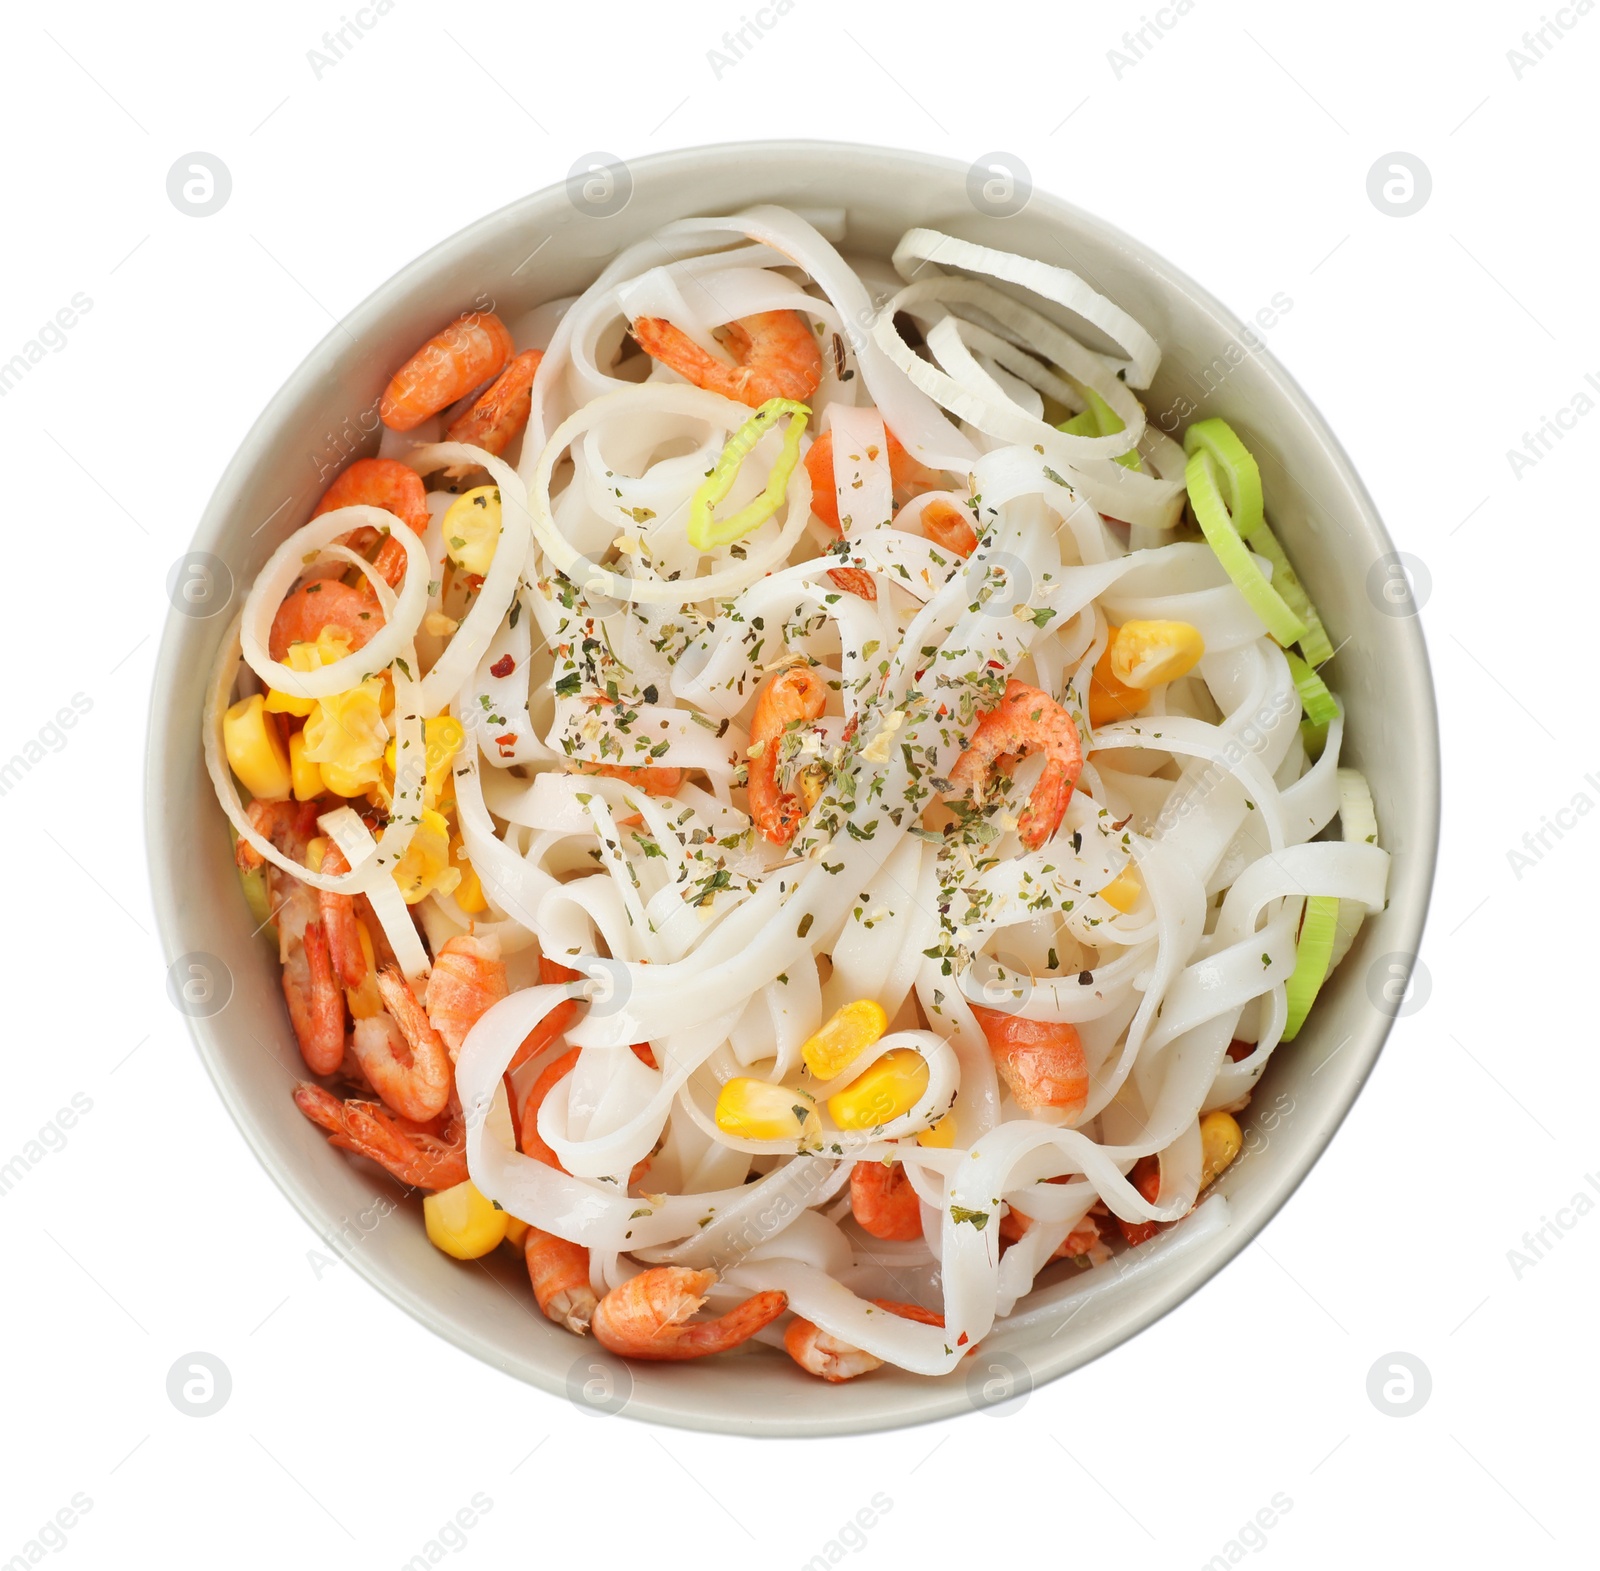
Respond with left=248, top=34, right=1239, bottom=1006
left=268, top=578, right=384, bottom=663
left=311, top=457, right=430, bottom=535
left=504, top=957, right=582, bottom=1128
left=746, top=663, right=829, bottom=846
left=919, top=498, right=978, bottom=558
left=350, top=966, right=452, bottom=1122
left=518, top=1040, right=656, bottom=1170
left=948, top=678, right=1084, bottom=851
left=380, top=310, right=514, bottom=431
left=424, top=933, right=508, bottom=1059
left=317, top=842, right=365, bottom=990
left=849, top=1160, right=923, bottom=1242
left=784, top=1299, right=948, bottom=1383
left=445, top=348, right=543, bottom=459
left=239, top=799, right=345, bottom=1074
left=803, top=427, right=944, bottom=535
left=631, top=310, right=822, bottom=407
left=591, top=1267, right=787, bottom=1361
left=970, top=1003, right=1088, bottom=1118
left=999, top=1202, right=1103, bottom=1260
left=292, top=1083, right=468, bottom=1191
left=524, top=1228, right=598, bottom=1336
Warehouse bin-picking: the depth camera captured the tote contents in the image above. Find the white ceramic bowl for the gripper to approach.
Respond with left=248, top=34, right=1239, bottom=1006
left=145, top=141, right=1439, bottom=1436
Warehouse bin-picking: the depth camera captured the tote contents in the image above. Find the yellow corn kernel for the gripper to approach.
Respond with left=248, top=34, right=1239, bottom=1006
left=320, top=758, right=381, bottom=797
left=391, top=807, right=462, bottom=905
left=801, top=999, right=889, bottom=1081
left=917, top=1112, right=957, bottom=1149
left=384, top=716, right=465, bottom=811
left=1088, top=629, right=1149, bottom=726
left=345, top=920, right=383, bottom=1020
left=1098, top=867, right=1142, bottom=914
left=223, top=694, right=292, bottom=801
left=442, top=485, right=503, bottom=577
left=302, top=677, right=388, bottom=774
left=1199, top=1110, right=1243, bottom=1190
left=714, top=1079, right=820, bottom=1144
left=797, top=762, right=830, bottom=812
left=305, top=837, right=326, bottom=873
left=502, top=1216, right=530, bottom=1250
left=288, top=731, right=322, bottom=801
left=264, top=630, right=353, bottom=717
left=451, top=839, right=487, bottom=914
left=423, top=1180, right=509, bottom=1259
left=827, top=1048, right=930, bottom=1132
left=1110, top=620, right=1205, bottom=690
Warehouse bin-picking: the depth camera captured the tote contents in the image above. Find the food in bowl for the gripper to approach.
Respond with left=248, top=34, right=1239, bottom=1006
left=204, top=203, right=1389, bottom=1381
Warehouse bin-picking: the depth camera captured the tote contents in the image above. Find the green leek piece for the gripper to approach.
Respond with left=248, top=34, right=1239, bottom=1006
left=1286, top=651, right=1340, bottom=727
left=1185, top=447, right=1307, bottom=647
left=1058, top=386, right=1142, bottom=470
left=1183, top=418, right=1265, bottom=538
left=1282, top=895, right=1340, bottom=1041
left=1253, top=525, right=1335, bottom=666
left=687, top=398, right=810, bottom=551
left=1300, top=717, right=1330, bottom=760
left=227, top=825, right=276, bottom=938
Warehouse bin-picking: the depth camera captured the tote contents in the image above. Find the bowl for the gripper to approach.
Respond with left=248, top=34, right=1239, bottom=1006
left=145, top=140, right=1439, bottom=1436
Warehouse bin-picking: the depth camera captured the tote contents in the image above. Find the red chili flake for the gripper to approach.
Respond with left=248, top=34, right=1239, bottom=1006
left=490, top=654, right=515, bottom=679
left=986, top=659, right=1005, bottom=670
left=494, top=733, right=517, bottom=757
left=913, top=668, right=926, bottom=682
left=956, top=1331, right=969, bottom=1347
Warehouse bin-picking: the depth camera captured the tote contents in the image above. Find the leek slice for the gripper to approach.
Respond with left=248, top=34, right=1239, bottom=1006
left=1183, top=418, right=1264, bottom=538
left=1059, top=386, right=1142, bottom=470
left=1282, top=895, right=1339, bottom=1042
left=1286, top=651, right=1340, bottom=726
left=1253, top=525, right=1335, bottom=666
left=1185, top=447, right=1307, bottom=646
left=687, top=398, right=810, bottom=551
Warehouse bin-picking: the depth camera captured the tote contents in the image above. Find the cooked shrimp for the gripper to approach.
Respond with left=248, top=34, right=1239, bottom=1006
left=519, top=1040, right=658, bottom=1169
left=999, top=1204, right=1103, bottom=1260
left=381, top=311, right=514, bottom=432
left=445, top=348, right=543, bottom=460
left=949, top=678, right=1084, bottom=851
left=970, top=1003, right=1088, bottom=1117
left=424, top=933, right=508, bottom=1058
left=632, top=310, right=822, bottom=407
left=850, top=1159, right=923, bottom=1242
left=783, top=1299, right=946, bottom=1383
left=292, top=1083, right=468, bottom=1190
left=318, top=842, right=365, bottom=990
left=505, top=957, right=581, bottom=1127
left=919, top=498, right=979, bottom=558
left=746, top=663, right=829, bottom=846
left=241, top=799, right=345, bottom=1074
left=268, top=578, right=384, bottom=662
left=591, top=1267, right=787, bottom=1361
left=1114, top=1155, right=1164, bottom=1246
left=803, top=427, right=945, bottom=535
left=312, top=457, right=430, bottom=535
left=351, top=967, right=452, bottom=1122
left=579, top=761, right=685, bottom=797
left=524, top=1228, right=597, bottom=1335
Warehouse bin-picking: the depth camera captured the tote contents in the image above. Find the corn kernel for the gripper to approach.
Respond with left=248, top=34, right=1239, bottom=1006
left=391, top=807, right=461, bottom=905
left=797, top=762, right=830, bottom=812
left=451, top=838, right=487, bottom=914
left=503, top=1216, right=530, bottom=1250
left=305, top=837, right=326, bottom=873
left=1199, top=1110, right=1243, bottom=1190
left=802, top=999, right=889, bottom=1081
left=288, top=731, right=322, bottom=801
left=714, top=1079, right=820, bottom=1143
left=827, top=1048, right=930, bottom=1131
left=423, top=1180, right=509, bottom=1259
left=264, top=630, right=353, bottom=717
left=442, top=485, right=503, bottom=577
left=345, top=920, right=383, bottom=1019
left=1088, top=629, right=1149, bottom=726
left=320, top=758, right=381, bottom=797
left=303, top=678, right=388, bottom=773
left=1098, top=867, right=1142, bottom=914
left=1109, top=620, right=1205, bottom=690
left=223, top=694, right=293, bottom=801
left=917, top=1112, right=957, bottom=1149
left=384, top=716, right=465, bottom=811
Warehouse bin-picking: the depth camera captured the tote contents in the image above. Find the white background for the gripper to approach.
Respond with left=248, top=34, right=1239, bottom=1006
left=2, top=0, right=1593, bottom=1565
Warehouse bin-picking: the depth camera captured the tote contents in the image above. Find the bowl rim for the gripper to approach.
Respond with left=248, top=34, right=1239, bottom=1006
left=145, top=137, right=1441, bottom=1436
